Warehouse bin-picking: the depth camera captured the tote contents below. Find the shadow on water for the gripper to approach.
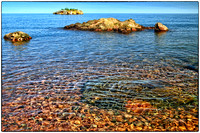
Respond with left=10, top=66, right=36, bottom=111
left=154, top=31, right=167, bottom=44
left=12, top=41, right=30, bottom=46
left=154, top=31, right=167, bottom=37
left=184, top=64, right=199, bottom=72
left=4, top=40, right=30, bottom=51
left=4, top=39, right=30, bottom=46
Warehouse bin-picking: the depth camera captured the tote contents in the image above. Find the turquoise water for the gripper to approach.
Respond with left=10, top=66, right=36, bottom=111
left=2, top=13, right=198, bottom=108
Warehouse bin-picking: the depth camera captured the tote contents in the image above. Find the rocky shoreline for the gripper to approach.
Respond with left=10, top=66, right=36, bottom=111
left=64, top=18, right=168, bottom=34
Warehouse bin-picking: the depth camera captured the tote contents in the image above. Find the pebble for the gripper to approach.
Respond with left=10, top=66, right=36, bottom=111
left=107, top=110, right=114, bottom=115
left=1, top=60, right=198, bottom=132
left=124, top=113, right=132, bottom=118
left=92, top=124, right=97, bottom=128
left=74, top=120, right=80, bottom=125
left=21, top=124, right=26, bottom=127
left=116, top=115, right=123, bottom=122
left=129, top=124, right=134, bottom=130
left=117, top=127, right=126, bottom=131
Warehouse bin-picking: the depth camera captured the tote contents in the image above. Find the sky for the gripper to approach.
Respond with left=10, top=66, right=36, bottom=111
left=2, top=2, right=199, bottom=14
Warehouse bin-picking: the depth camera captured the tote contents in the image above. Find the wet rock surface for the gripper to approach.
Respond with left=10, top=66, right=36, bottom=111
left=64, top=18, right=155, bottom=34
left=155, top=22, right=169, bottom=32
left=4, top=31, right=32, bottom=43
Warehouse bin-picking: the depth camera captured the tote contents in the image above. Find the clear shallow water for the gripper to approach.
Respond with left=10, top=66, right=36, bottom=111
left=2, top=13, right=198, bottom=121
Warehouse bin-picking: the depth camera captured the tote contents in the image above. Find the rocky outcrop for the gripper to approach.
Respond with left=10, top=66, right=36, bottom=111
left=53, top=9, right=83, bottom=15
left=64, top=18, right=157, bottom=34
left=155, top=22, right=168, bottom=32
left=4, top=31, right=32, bottom=42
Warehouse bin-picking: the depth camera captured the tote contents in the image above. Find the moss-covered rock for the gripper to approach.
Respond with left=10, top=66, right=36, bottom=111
left=4, top=31, right=32, bottom=42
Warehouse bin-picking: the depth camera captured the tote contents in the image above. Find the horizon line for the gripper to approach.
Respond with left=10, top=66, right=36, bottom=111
left=2, top=12, right=198, bottom=14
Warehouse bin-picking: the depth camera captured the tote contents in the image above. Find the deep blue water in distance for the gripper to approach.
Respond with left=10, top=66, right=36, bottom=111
left=2, top=13, right=198, bottom=87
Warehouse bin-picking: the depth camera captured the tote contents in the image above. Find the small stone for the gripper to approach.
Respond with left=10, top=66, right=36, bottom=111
left=118, top=127, right=126, bottom=131
left=18, top=105, right=25, bottom=109
left=130, top=124, right=135, bottom=130
left=136, top=127, right=143, bottom=131
left=43, top=121, right=50, bottom=126
left=124, top=113, right=132, bottom=118
left=116, top=115, right=123, bottom=122
left=58, top=104, right=64, bottom=108
left=179, top=126, right=186, bottom=131
left=92, top=124, right=97, bottom=128
left=74, top=120, right=80, bottom=125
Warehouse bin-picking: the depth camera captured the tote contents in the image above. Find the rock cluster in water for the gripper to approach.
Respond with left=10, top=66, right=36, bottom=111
left=64, top=18, right=168, bottom=34
left=4, top=31, right=32, bottom=42
left=53, top=8, right=83, bottom=15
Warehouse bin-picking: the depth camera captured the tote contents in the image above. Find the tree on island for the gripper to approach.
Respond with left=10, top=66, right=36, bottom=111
left=65, top=8, right=70, bottom=11
left=54, top=8, right=83, bottom=15
left=61, top=8, right=78, bottom=11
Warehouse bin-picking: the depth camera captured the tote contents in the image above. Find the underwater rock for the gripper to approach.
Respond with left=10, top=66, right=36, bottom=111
left=155, top=22, right=168, bottom=32
left=184, top=65, right=198, bottom=72
left=125, top=100, right=156, bottom=114
left=64, top=18, right=155, bottom=34
left=4, top=31, right=32, bottom=42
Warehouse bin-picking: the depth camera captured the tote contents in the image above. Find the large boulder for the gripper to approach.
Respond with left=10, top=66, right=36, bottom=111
left=4, top=31, right=32, bottom=42
left=64, top=18, right=144, bottom=34
left=155, top=22, right=168, bottom=32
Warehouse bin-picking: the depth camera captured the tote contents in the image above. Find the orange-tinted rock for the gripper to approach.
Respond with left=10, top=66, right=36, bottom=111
left=53, top=9, right=83, bottom=15
left=64, top=18, right=143, bottom=34
left=64, top=18, right=166, bottom=34
left=125, top=100, right=155, bottom=114
left=132, top=28, right=137, bottom=31
left=155, top=22, right=168, bottom=32
left=4, top=31, right=32, bottom=42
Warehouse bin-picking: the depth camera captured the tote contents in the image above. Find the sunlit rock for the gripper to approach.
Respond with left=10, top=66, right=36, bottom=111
left=155, top=22, right=168, bottom=32
left=53, top=8, right=83, bottom=15
left=64, top=18, right=155, bottom=34
left=4, top=31, right=32, bottom=42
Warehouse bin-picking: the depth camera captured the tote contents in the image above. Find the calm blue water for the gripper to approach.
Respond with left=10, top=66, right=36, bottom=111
left=2, top=13, right=198, bottom=104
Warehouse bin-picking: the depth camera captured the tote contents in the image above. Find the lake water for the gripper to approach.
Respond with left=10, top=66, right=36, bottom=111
left=2, top=13, right=199, bottom=131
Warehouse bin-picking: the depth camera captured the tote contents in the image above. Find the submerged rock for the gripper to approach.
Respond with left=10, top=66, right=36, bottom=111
left=64, top=18, right=155, bottom=34
left=4, top=31, right=32, bottom=42
left=155, top=22, right=168, bottom=32
left=184, top=65, right=198, bottom=72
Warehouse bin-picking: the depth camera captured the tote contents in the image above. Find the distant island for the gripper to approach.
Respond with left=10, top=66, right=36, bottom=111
left=53, top=8, right=83, bottom=15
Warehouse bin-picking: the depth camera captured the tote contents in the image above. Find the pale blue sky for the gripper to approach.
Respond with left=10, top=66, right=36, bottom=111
left=2, top=2, right=199, bottom=14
